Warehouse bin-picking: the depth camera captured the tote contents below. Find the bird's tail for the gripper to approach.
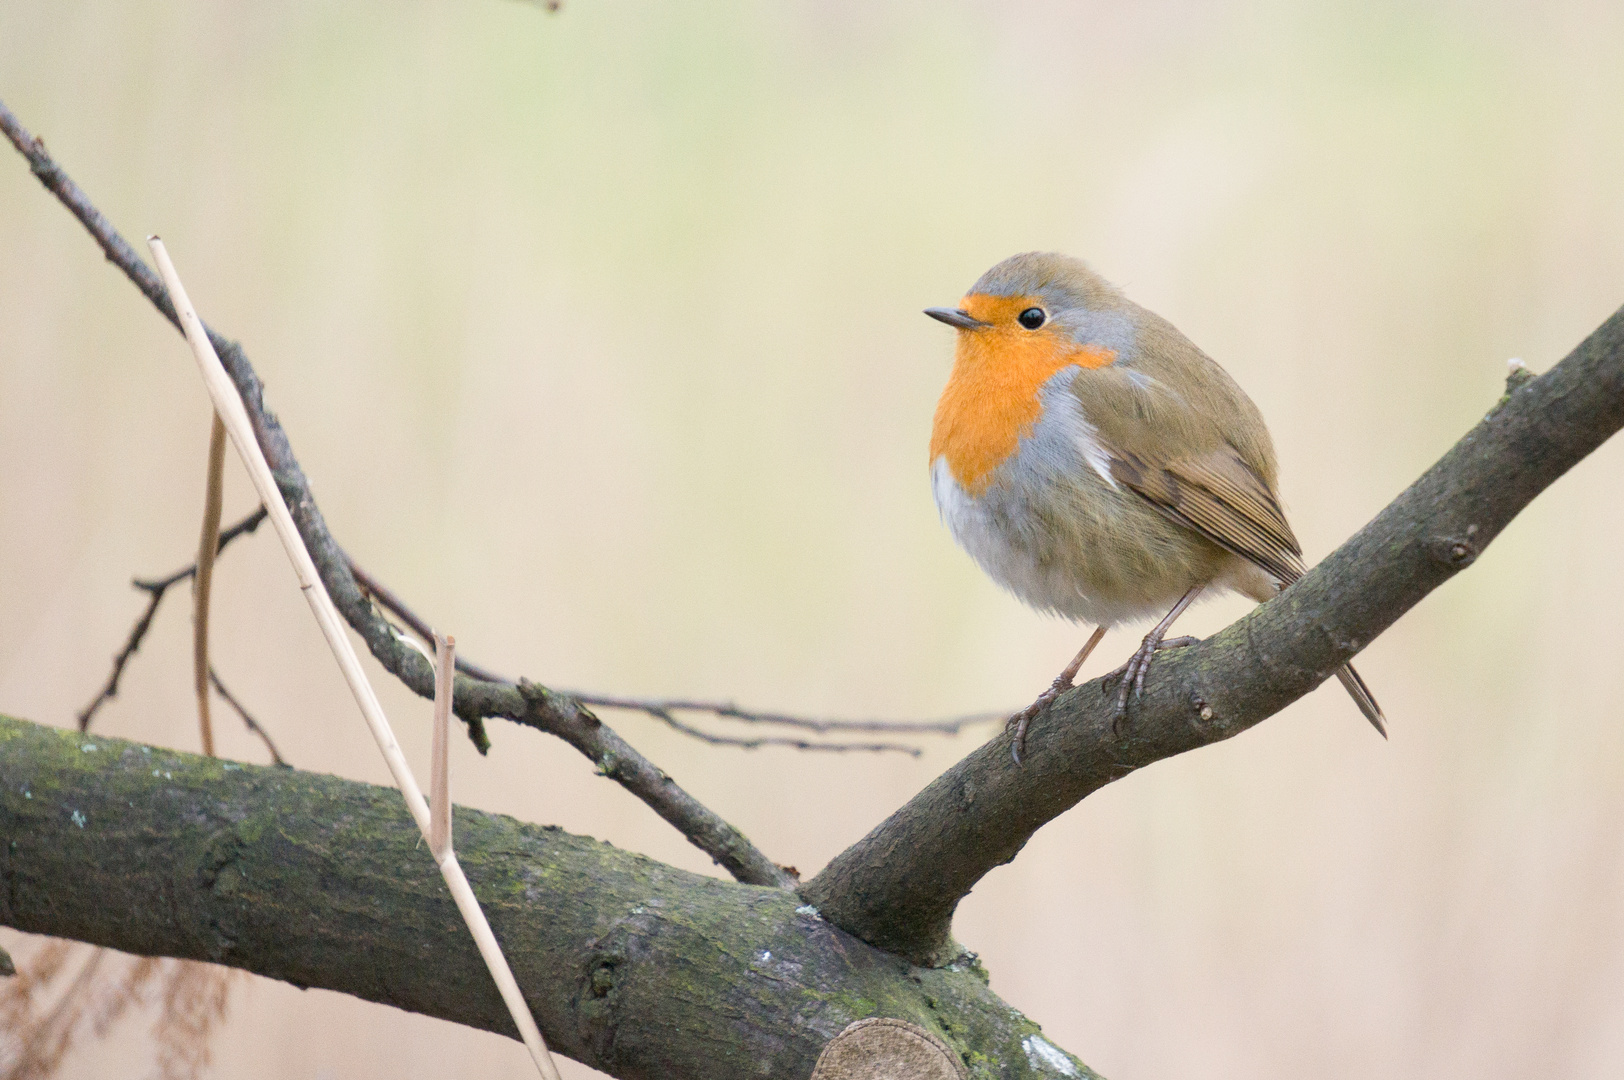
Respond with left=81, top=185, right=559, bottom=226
left=1335, top=662, right=1387, bottom=738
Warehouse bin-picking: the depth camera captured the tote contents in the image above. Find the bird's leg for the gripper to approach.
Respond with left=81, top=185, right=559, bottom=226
left=1108, top=586, right=1204, bottom=726
left=1006, top=625, right=1107, bottom=765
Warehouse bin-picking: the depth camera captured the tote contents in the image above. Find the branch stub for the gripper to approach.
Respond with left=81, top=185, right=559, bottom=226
left=809, top=1018, right=968, bottom=1080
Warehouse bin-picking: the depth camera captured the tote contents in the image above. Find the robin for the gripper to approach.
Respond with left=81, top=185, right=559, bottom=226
left=926, top=252, right=1385, bottom=763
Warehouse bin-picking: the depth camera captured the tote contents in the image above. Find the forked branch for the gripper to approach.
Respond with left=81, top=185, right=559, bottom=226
left=76, top=506, right=268, bottom=732
left=0, top=98, right=787, bottom=889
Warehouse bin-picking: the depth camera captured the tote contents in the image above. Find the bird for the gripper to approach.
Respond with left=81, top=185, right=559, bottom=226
left=925, top=251, right=1385, bottom=764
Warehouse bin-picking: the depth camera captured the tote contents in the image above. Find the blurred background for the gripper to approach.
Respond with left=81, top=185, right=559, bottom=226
left=3, top=1, right=1623, bottom=1077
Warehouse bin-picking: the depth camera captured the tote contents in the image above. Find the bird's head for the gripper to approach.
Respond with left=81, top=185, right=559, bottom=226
left=925, top=252, right=1131, bottom=371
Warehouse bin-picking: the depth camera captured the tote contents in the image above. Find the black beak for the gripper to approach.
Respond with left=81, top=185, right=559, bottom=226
left=924, top=307, right=988, bottom=330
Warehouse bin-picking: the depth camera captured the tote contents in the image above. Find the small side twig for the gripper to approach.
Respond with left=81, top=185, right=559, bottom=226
left=573, top=694, right=1004, bottom=737
left=348, top=557, right=511, bottom=684
left=639, top=705, right=924, bottom=756
left=351, top=554, right=999, bottom=748
left=78, top=506, right=268, bottom=732
left=208, top=667, right=289, bottom=767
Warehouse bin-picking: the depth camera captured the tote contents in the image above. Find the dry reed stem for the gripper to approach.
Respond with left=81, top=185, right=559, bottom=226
left=431, top=634, right=454, bottom=860
left=146, top=237, right=562, bottom=1080
left=191, top=414, right=227, bottom=758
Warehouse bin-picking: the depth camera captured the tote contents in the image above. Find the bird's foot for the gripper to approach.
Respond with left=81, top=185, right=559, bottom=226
left=1005, top=626, right=1108, bottom=766
left=1107, top=632, right=1199, bottom=729
left=1006, top=680, right=1068, bottom=766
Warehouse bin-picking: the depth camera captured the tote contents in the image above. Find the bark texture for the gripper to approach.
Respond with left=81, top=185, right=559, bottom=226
left=0, top=716, right=1094, bottom=1080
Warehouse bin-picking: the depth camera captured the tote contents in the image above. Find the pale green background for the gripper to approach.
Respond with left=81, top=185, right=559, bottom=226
left=3, top=1, right=1624, bottom=1078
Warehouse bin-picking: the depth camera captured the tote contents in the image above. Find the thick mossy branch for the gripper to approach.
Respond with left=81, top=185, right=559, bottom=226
left=802, top=304, right=1624, bottom=966
left=0, top=715, right=1093, bottom=1080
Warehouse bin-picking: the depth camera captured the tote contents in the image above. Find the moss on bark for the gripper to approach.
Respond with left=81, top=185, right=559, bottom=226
left=0, top=715, right=1095, bottom=1080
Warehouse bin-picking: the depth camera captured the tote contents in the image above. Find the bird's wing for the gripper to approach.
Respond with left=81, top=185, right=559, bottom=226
left=1068, top=324, right=1306, bottom=587
left=1107, top=445, right=1306, bottom=587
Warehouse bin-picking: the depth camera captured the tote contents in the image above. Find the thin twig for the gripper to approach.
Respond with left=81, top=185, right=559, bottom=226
left=639, top=705, right=924, bottom=756
left=355, top=561, right=962, bottom=753
left=193, top=413, right=227, bottom=757
left=134, top=506, right=268, bottom=592
left=347, top=557, right=509, bottom=685
left=208, top=667, right=289, bottom=767
left=574, top=694, right=1004, bottom=736
left=77, top=506, right=268, bottom=732
left=351, top=554, right=1000, bottom=741
left=0, top=101, right=177, bottom=326
left=361, top=577, right=919, bottom=754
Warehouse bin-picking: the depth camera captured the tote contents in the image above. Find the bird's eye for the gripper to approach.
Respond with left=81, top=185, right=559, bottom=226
left=1017, top=307, right=1046, bottom=330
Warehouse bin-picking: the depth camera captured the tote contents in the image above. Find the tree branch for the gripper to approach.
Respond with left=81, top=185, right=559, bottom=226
left=0, top=715, right=1094, bottom=1080
left=0, top=97, right=790, bottom=890
left=76, top=506, right=268, bottom=732
left=801, top=306, right=1624, bottom=964
left=347, top=557, right=953, bottom=755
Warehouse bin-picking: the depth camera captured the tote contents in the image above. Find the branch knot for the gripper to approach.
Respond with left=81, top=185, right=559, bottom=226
left=1426, top=523, right=1480, bottom=569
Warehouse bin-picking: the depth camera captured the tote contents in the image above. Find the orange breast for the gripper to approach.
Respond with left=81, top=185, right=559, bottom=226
left=930, top=322, right=1114, bottom=496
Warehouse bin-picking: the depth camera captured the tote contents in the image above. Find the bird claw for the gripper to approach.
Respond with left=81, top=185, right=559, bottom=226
left=1004, top=625, right=1109, bottom=766
left=1006, top=685, right=1062, bottom=766
left=1108, top=633, right=1199, bottom=729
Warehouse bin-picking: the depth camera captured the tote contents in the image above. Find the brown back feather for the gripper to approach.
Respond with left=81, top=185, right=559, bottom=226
left=1109, top=449, right=1306, bottom=586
